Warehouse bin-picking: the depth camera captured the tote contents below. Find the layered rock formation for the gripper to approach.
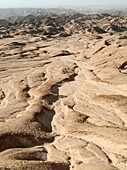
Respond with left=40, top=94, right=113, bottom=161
left=0, top=12, right=127, bottom=170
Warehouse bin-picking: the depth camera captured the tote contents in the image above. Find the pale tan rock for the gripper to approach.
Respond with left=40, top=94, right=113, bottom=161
left=0, top=14, right=127, bottom=170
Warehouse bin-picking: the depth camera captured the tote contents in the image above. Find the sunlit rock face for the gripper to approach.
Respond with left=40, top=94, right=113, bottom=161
left=0, top=12, right=127, bottom=170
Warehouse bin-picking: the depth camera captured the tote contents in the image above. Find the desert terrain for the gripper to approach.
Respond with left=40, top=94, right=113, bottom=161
left=0, top=12, right=127, bottom=170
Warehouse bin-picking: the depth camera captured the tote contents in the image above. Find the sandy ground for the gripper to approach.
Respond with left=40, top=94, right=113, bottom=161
left=0, top=24, right=127, bottom=170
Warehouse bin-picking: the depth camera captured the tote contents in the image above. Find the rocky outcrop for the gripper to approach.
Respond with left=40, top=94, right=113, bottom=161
left=0, top=12, right=127, bottom=39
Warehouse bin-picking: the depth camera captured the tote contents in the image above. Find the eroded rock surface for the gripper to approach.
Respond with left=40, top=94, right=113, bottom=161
left=0, top=13, right=127, bottom=170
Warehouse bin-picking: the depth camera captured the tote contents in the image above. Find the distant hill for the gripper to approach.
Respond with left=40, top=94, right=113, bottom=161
left=0, top=8, right=74, bottom=19
left=76, top=7, right=127, bottom=17
left=0, top=7, right=127, bottom=19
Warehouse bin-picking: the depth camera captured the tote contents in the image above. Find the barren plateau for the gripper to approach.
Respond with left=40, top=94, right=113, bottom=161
left=0, top=12, right=127, bottom=170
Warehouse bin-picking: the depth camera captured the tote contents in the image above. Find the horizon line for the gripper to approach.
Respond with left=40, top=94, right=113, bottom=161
left=0, top=5, right=127, bottom=9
